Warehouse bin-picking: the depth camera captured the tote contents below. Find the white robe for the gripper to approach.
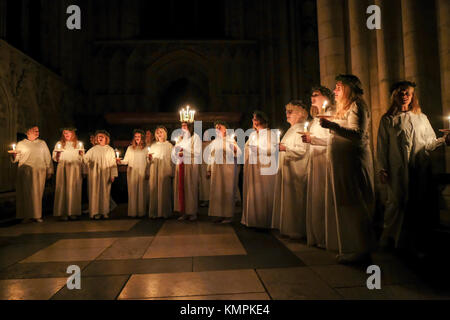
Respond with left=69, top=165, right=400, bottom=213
left=12, top=139, right=53, bottom=219
left=241, top=129, right=277, bottom=228
left=325, top=101, right=375, bottom=255
left=199, top=141, right=211, bottom=202
left=306, top=117, right=331, bottom=247
left=377, top=110, right=445, bottom=248
left=207, top=136, right=242, bottom=218
left=173, top=132, right=202, bottom=216
left=122, top=146, right=148, bottom=217
left=52, top=141, right=83, bottom=217
left=148, top=141, right=174, bottom=218
left=271, top=123, right=310, bottom=238
left=83, top=145, right=118, bottom=217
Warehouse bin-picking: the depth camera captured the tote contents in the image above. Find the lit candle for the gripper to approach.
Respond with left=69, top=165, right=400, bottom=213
left=78, top=141, right=83, bottom=150
left=12, top=143, right=16, bottom=151
left=304, top=122, right=309, bottom=133
left=322, top=101, right=328, bottom=113
left=276, top=130, right=281, bottom=144
left=180, top=110, right=183, bottom=122
left=56, top=142, right=62, bottom=151
left=147, top=147, right=151, bottom=154
left=115, top=149, right=120, bottom=159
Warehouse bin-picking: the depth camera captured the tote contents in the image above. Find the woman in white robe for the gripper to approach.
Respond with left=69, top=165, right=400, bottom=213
left=83, top=130, right=118, bottom=220
left=320, top=74, right=375, bottom=264
left=173, top=122, right=202, bottom=221
left=119, top=130, right=148, bottom=218
left=241, top=111, right=277, bottom=229
left=377, top=81, right=448, bottom=253
left=302, top=87, right=334, bottom=248
left=52, top=128, right=84, bottom=220
left=10, top=125, right=53, bottom=222
left=207, top=122, right=242, bottom=223
left=147, top=126, right=174, bottom=218
left=272, top=101, right=310, bottom=239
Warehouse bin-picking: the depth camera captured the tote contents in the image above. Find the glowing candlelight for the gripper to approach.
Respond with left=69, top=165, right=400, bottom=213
left=12, top=143, right=16, bottom=151
left=56, top=142, right=62, bottom=151
left=447, top=116, right=450, bottom=130
left=322, top=101, right=328, bottom=113
left=276, top=130, right=281, bottom=144
left=78, top=141, right=83, bottom=150
left=147, top=147, right=151, bottom=154
left=115, top=149, right=120, bottom=159
left=304, top=122, right=310, bottom=133
left=179, top=110, right=183, bottom=122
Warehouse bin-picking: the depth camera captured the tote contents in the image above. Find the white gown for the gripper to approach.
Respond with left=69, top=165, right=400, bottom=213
left=173, top=132, right=201, bottom=216
left=122, top=146, right=148, bottom=217
left=12, top=139, right=53, bottom=219
left=377, top=110, right=445, bottom=248
left=83, top=145, right=118, bottom=217
left=306, top=117, right=331, bottom=247
left=241, top=129, right=277, bottom=228
left=52, top=141, right=83, bottom=217
left=207, top=136, right=242, bottom=218
left=272, top=122, right=310, bottom=238
left=325, top=101, right=375, bottom=255
left=148, top=141, right=174, bottom=218
left=199, top=141, right=211, bottom=202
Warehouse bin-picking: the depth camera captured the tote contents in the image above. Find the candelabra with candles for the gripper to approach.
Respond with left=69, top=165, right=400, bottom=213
left=179, top=105, right=196, bottom=123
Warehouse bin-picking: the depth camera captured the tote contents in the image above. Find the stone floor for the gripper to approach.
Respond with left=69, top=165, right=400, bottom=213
left=0, top=205, right=450, bottom=300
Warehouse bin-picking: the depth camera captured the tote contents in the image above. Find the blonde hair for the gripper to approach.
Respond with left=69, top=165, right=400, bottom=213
left=59, top=130, right=78, bottom=148
left=155, top=127, right=168, bottom=142
left=386, top=86, right=421, bottom=116
left=335, top=82, right=366, bottom=119
left=285, top=103, right=308, bottom=121
left=94, top=133, right=110, bottom=145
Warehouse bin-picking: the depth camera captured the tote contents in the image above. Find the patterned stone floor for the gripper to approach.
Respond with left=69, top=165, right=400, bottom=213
left=0, top=205, right=449, bottom=300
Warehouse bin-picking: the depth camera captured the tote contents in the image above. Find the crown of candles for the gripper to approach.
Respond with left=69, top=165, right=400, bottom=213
left=179, top=105, right=196, bottom=123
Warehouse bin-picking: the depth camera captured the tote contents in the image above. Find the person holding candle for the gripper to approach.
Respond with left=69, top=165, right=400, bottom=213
left=118, top=129, right=148, bottom=218
left=377, top=81, right=449, bottom=257
left=147, top=126, right=174, bottom=218
left=83, top=130, right=118, bottom=220
left=319, top=74, right=375, bottom=264
left=10, top=125, right=53, bottom=223
left=241, top=111, right=277, bottom=229
left=272, top=101, right=310, bottom=239
left=301, top=86, right=335, bottom=248
left=207, top=121, right=242, bottom=223
left=173, top=120, right=202, bottom=221
left=52, top=127, right=84, bottom=221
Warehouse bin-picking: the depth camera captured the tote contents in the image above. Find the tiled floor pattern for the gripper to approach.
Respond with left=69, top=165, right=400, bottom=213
left=0, top=207, right=449, bottom=300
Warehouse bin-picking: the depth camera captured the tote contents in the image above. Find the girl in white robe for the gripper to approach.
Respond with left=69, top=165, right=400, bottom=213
left=207, top=122, right=242, bottom=223
left=83, top=130, right=118, bottom=219
left=302, top=87, right=334, bottom=248
left=320, top=74, right=375, bottom=264
left=10, top=126, right=53, bottom=222
left=272, top=102, right=310, bottom=238
left=147, top=126, right=174, bottom=218
left=119, top=130, right=148, bottom=218
left=173, top=122, right=202, bottom=221
left=241, top=111, right=277, bottom=229
left=52, top=128, right=84, bottom=220
left=377, top=81, right=447, bottom=253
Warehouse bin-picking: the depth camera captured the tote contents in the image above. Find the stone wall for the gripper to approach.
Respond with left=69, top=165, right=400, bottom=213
left=0, top=40, right=83, bottom=193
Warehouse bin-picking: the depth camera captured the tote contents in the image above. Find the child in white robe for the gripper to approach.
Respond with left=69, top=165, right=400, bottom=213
left=52, top=127, right=84, bottom=221
left=119, top=129, right=148, bottom=218
left=10, top=125, right=53, bottom=222
left=83, top=130, right=118, bottom=220
left=147, top=126, right=174, bottom=218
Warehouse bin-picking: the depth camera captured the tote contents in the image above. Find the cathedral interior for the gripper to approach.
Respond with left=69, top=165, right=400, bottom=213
left=0, top=0, right=450, bottom=302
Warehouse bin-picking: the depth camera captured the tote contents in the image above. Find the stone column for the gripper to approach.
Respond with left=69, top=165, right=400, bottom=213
left=437, top=0, right=450, bottom=172
left=316, top=0, right=347, bottom=89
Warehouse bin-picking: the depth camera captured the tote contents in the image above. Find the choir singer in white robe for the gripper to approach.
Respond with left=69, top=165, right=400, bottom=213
left=272, top=101, right=310, bottom=239
left=83, top=130, right=118, bottom=220
left=320, top=74, right=375, bottom=264
left=10, top=125, right=53, bottom=222
left=377, top=81, right=449, bottom=255
left=119, top=129, right=148, bottom=218
left=173, top=121, right=202, bottom=221
left=52, top=127, right=84, bottom=221
left=302, top=87, right=334, bottom=248
left=147, top=126, right=174, bottom=218
left=207, top=121, right=242, bottom=223
left=241, top=111, right=277, bottom=229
